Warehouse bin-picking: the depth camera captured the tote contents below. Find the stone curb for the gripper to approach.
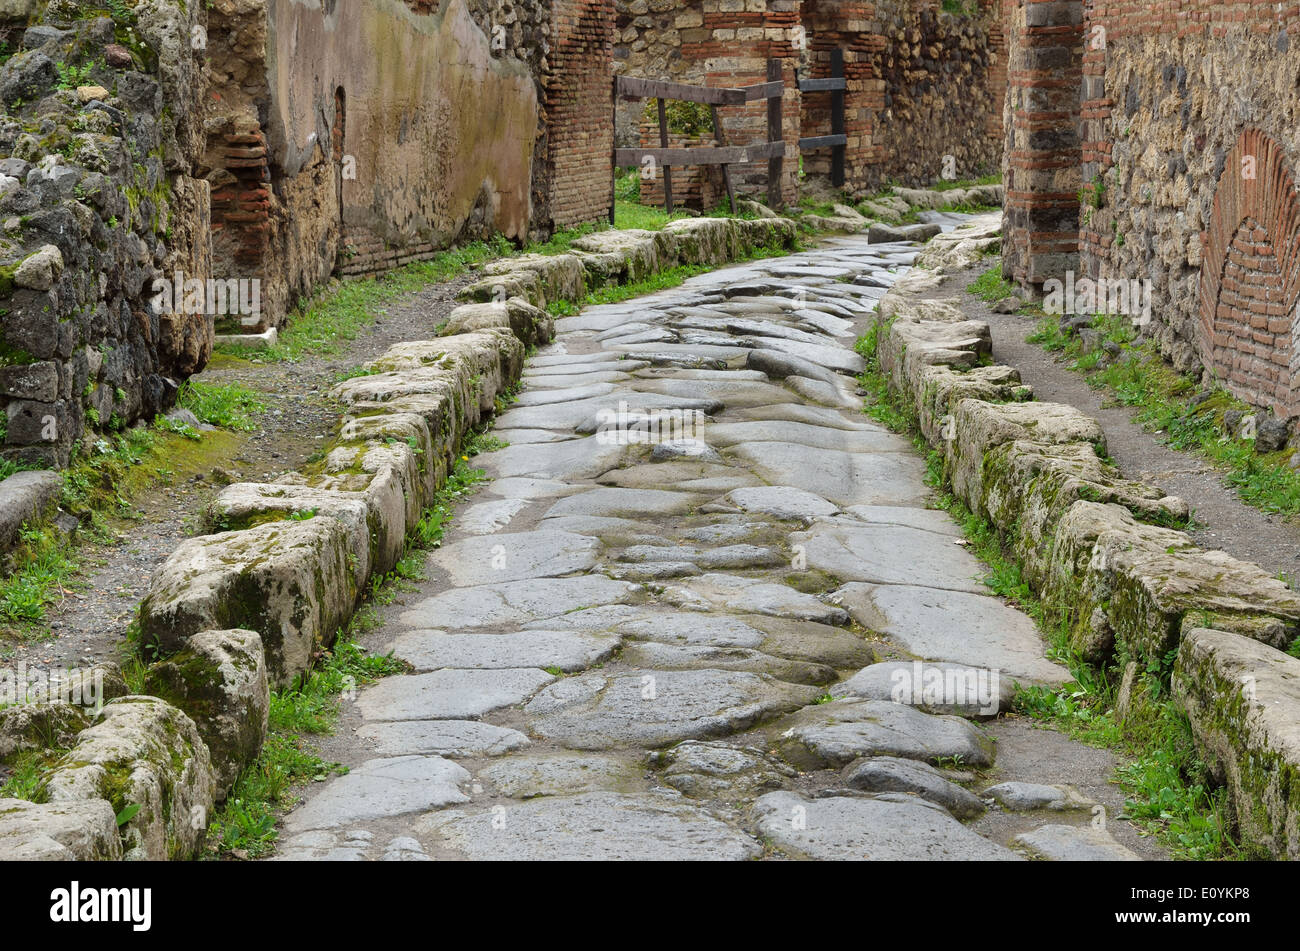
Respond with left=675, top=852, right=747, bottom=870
left=873, top=215, right=1300, bottom=857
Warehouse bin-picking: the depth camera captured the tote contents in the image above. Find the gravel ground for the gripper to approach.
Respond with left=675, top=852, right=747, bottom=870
left=947, top=270, right=1300, bottom=583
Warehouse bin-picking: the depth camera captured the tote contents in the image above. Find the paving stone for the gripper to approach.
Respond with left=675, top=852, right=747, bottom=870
left=479, top=753, right=647, bottom=798
left=830, top=583, right=1070, bottom=686
left=543, top=487, right=707, bottom=518
left=387, top=628, right=620, bottom=672
left=829, top=660, right=1016, bottom=719
left=604, top=561, right=703, bottom=581
left=424, top=530, right=600, bottom=585
left=1014, top=824, right=1141, bottom=861
left=722, top=485, right=839, bottom=521
left=841, top=756, right=984, bottom=819
left=842, top=505, right=963, bottom=536
left=283, top=756, right=470, bottom=832
left=513, top=381, right=617, bottom=405
left=615, top=612, right=770, bottom=648
left=707, top=420, right=908, bottom=454
left=653, top=741, right=796, bottom=799
left=358, top=668, right=556, bottom=721
left=456, top=498, right=530, bottom=535
left=478, top=438, right=632, bottom=481
left=727, top=442, right=929, bottom=508
left=791, top=522, right=988, bottom=593
left=355, top=720, right=531, bottom=757
left=731, top=402, right=879, bottom=431
left=753, top=792, right=1019, bottom=861
left=420, top=791, right=761, bottom=861
left=619, top=641, right=836, bottom=685
left=770, top=698, right=996, bottom=769
left=666, top=574, right=850, bottom=625
left=398, top=576, right=640, bottom=630
left=524, top=668, right=820, bottom=749
left=983, top=782, right=1094, bottom=812
left=619, top=543, right=784, bottom=570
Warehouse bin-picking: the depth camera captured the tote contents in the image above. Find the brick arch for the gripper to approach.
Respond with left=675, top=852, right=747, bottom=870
left=1200, top=129, right=1300, bottom=417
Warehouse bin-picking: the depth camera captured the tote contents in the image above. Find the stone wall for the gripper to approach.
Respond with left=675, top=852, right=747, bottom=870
left=1003, top=0, right=1300, bottom=426
left=614, top=0, right=1007, bottom=205
left=1, top=0, right=617, bottom=466
left=0, top=1, right=212, bottom=468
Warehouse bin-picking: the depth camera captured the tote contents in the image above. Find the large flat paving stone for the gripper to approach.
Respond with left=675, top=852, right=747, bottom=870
left=791, top=521, right=988, bottom=593
left=424, top=530, right=600, bottom=585
left=722, top=486, right=839, bottom=521
left=841, top=756, right=985, bottom=819
left=420, top=791, right=761, bottom=861
left=830, top=660, right=1016, bottom=719
left=398, top=576, right=641, bottom=630
left=478, top=438, right=631, bottom=481
left=524, top=668, right=820, bottom=749
left=706, top=420, right=911, bottom=453
left=665, top=573, right=850, bottom=625
left=355, top=720, right=531, bottom=757
left=831, top=583, right=1070, bottom=686
left=479, top=753, right=647, bottom=798
left=456, top=498, right=530, bottom=535
left=1014, top=824, right=1142, bottom=861
left=752, top=792, right=1019, bottom=861
left=653, top=741, right=796, bottom=799
left=543, top=487, right=707, bottom=519
left=727, top=442, right=929, bottom=508
left=387, top=628, right=621, bottom=672
left=284, top=756, right=470, bottom=832
left=619, top=642, right=836, bottom=685
left=770, top=698, right=996, bottom=769
left=357, top=668, right=556, bottom=721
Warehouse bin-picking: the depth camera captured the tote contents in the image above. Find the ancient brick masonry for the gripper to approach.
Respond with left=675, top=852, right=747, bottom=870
left=1005, top=0, right=1300, bottom=424
left=544, top=0, right=617, bottom=228
left=1000, top=0, right=1082, bottom=288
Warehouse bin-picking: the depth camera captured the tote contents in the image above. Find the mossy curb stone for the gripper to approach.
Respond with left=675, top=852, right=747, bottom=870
left=142, top=629, right=269, bottom=801
left=41, top=696, right=215, bottom=860
left=0, top=798, right=121, bottom=861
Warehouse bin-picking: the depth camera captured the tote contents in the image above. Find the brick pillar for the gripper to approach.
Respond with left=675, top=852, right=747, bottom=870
left=1002, top=0, right=1083, bottom=289
left=545, top=0, right=616, bottom=229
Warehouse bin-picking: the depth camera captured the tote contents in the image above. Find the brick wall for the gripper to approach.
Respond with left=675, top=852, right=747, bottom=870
left=1049, top=0, right=1300, bottom=415
left=544, top=0, right=617, bottom=229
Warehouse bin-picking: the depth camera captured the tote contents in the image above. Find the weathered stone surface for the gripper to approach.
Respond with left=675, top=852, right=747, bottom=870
left=398, top=576, right=640, bottom=630
left=420, top=791, right=762, bottom=860
left=0, top=469, right=61, bottom=554
left=619, top=642, right=835, bottom=685
left=140, top=518, right=360, bottom=688
left=524, top=668, right=820, bottom=749
left=1013, top=824, right=1141, bottom=861
left=358, top=668, right=555, bottom=721
left=42, top=696, right=215, bottom=860
left=842, top=757, right=985, bottom=819
left=0, top=798, right=122, bottom=861
left=984, top=782, right=1093, bottom=812
left=753, top=792, right=1019, bottom=860
left=666, top=573, right=849, bottom=625
left=1046, top=502, right=1300, bottom=663
left=653, top=740, right=795, bottom=799
left=771, top=698, right=996, bottom=769
left=721, top=485, right=839, bottom=521
left=479, top=753, right=646, bottom=798
left=424, top=529, right=600, bottom=585
left=387, top=628, right=620, bottom=672
left=830, top=584, right=1070, bottom=688
left=142, top=629, right=269, bottom=801
left=1173, top=628, right=1300, bottom=859
left=727, top=442, right=927, bottom=508
left=283, top=755, right=470, bottom=832
left=0, top=702, right=90, bottom=760
left=442, top=298, right=554, bottom=349
left=355, top=720, right=530, bottom=758
left=829, top=660, right=1018, bottom=719
left=791, top=521, right=988, bottom=594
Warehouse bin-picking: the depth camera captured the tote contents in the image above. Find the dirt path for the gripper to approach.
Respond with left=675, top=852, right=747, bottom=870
left=5, top=274, right=475, bottom=672
left=270, top=236, right=1162, bottom=862
left=947, top=273, right=1300, bottom=582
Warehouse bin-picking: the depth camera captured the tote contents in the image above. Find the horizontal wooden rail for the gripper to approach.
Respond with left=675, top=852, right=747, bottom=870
left=615, top=141, right=784, bottom=167
left=798, top=134, right=848, bottom=150
left=616, top=76, right=747, bottom=105
left=797, top=77, right=846, bottom=92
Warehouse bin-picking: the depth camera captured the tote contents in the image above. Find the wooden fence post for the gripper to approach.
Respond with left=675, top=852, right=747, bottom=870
left=657, top=97, right=674, bottom=214
left=830, top=48, right=845, bottom=189
left=766, top=57, right=783, bottom=210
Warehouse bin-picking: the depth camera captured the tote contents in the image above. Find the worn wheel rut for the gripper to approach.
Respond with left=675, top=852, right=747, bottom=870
left=274, top=232, right=1166, bottom=862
